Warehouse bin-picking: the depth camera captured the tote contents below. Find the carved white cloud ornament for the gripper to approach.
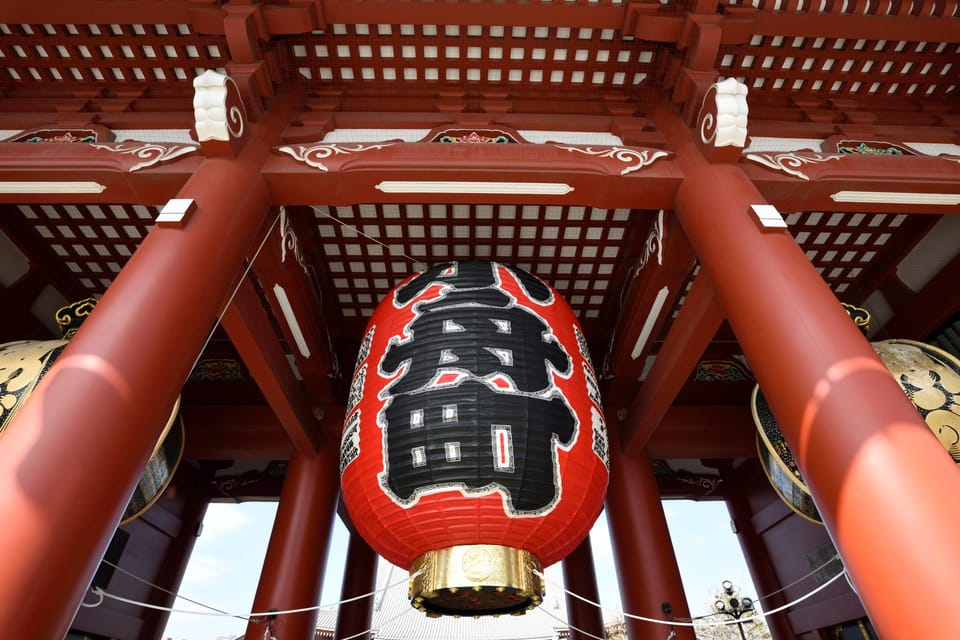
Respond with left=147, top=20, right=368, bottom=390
left=193, top=70, right=245, bottom=142
left=700, top=78, right=749, bottom=148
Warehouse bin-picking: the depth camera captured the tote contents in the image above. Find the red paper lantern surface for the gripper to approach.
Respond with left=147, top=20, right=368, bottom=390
left=339, top=261, right=608, bottom=572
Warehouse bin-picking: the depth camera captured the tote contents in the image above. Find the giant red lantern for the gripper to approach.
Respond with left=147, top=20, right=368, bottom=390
left=340, top=261, right=608, bottom=616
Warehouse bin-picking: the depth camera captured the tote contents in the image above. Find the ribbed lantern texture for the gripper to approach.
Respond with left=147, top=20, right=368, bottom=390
left=339, top=261, right=609, bottom=570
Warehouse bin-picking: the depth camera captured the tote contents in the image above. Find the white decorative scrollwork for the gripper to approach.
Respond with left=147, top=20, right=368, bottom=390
left=637, top=210, right=664, bottom=271
left=745, top=152, right=845, bottom=181
left=279, top=207, right=308, bottom=275
left=88, top=142, right=198, bottom=172
left=555, top=145, right=670, bottom=175
left=699, top=78, right=749, bottom=148
left=193, top=70, right=247, bottom=142
left=227, top=105, right=244, bottom=139
left=276, top=142, right=398, bottom=172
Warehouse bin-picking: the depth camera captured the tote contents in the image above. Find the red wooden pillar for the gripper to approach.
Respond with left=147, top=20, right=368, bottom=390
left=674, top=162, right=960, bottom=638
left=333, top=532, right=379, bottom=640
left=140, top=468, right=213, bottom=640
left=245, top=446, right=340, bottom=640
left=605, top=429, right=695, bottom=640
left=0, top=156, right=272, bottom=638
left=721, top=467, right=795, bottom=640
left=562, top=535, right=607, bottom=640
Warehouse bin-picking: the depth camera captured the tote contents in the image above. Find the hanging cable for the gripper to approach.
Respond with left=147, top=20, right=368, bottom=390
left=534, top=604, right=607, bottom=640
left=537, top=566, right=848, bottom=628
left=98, top=558, right=242, bottom=619
left=314, top=207, right=419, bottom=263
left=84, top=571, right=416, bottom=619
left=666, top=552, right=843, bottom=624
left=755, top=553, right=841, bottom=602
left=189, top=211, right=282, bottom=373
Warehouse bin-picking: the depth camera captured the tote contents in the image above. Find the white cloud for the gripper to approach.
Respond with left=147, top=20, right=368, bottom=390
left=181, top=553, right=236, bottom=588
left=198, top=502, right=262, bottom=542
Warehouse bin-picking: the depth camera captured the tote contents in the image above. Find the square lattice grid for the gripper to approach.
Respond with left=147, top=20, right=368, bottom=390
left=718, top=35, right=957, bottom=99
left=285, top=22, right=660, bottom=94
left=313, top=203, right=638, bottom=325
left=13, top=203, right=156, bottom=293
left=0, top=22, right=227, bottom=85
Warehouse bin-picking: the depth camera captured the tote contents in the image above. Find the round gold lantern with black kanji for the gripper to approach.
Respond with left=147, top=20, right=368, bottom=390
left=0, top=298, right=184, bottom=524
left=339, top=262, right=609, bottom=617
left=753, top=335, right=960, bottom=525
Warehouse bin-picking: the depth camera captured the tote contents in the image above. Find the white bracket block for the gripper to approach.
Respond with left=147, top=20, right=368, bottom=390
left=750, top=204, right=788, bottom=230
left=156, top=198, right=195, bottom=227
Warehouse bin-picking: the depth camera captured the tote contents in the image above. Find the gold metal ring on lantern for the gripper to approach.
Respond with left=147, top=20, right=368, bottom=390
left=409, top=544, right=544, bottom=617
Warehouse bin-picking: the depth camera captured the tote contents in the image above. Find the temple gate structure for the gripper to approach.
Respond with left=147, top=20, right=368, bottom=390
left=0, top=1, right=958, bottom=638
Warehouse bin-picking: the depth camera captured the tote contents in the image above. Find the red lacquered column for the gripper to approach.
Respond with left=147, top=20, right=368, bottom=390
left=562, top=535, right=607, bottom=640
left=674, top=161, right=960, bottom=639
left=0, top=154, right=272, bottom=637
left=245, top=446, right=340, bottom=640
left=721, top=469, right=795, bottom=640
left=333, top=532, right=379, bottom=640
left=606, top=432, right=695, bottom=640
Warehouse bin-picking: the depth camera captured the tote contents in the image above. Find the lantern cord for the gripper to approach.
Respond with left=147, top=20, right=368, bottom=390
left=314, top=207, right=420, bottom=264
left=754, top=553, right=841, bottom=602
left=189, top=210, right=282, bottom=374
left=83, top=570, right=419, bottom=619
left=536, top=565, right=847, bottom=628
left=669, top=552, right=843, bottom=623
left=98, top=557, right=242, bottom=619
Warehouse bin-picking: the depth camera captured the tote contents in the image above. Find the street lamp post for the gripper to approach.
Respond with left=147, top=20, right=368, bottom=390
left=713, top=580, right=755, bottom=640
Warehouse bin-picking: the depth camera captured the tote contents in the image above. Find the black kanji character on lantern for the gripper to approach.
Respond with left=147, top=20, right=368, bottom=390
left=379, top=261, right=578, bottom=514
left=382, top=380, right=576, bottom=513
left=381, top=302, right=570, bottom=395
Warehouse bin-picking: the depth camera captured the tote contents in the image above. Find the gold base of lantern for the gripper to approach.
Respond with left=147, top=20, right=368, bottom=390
left=408, top=544, right=545, bottom=617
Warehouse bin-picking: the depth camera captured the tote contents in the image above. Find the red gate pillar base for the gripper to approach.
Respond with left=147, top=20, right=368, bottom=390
left=606, top=427, right=696, bottom=640
left=333, top=532, right=378, bottom=640
left=562, top=535, right=607, bottom=640
left=244, top=446, right=340, bottom=640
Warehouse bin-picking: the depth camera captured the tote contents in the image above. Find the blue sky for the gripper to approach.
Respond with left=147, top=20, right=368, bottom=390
left=159, top=499, right=757, bottom=640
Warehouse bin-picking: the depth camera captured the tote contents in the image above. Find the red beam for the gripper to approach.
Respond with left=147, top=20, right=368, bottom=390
left=251, top=207, right=336, bottom=404
left=264, top=141, right=682, bottom=210
left=220, top=274, right=323, bottom=455
left=604, top=210, right=696, bottom=406
left=0, top=142, right=200, bottom=205
left=741, top=153, right=960, bottom=215
left=746, top=12, right=960, bottom=42
left=645, top=404, right=757, bottom=459
left=320, top=0, right=626, bottom=29
left=181, top=404, right=293, bottom=460
left=621, top=271, right=725, bottom=453
left=0, top=1, right=196, bottom=24
left=882, top=248, right=960, bottom=340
